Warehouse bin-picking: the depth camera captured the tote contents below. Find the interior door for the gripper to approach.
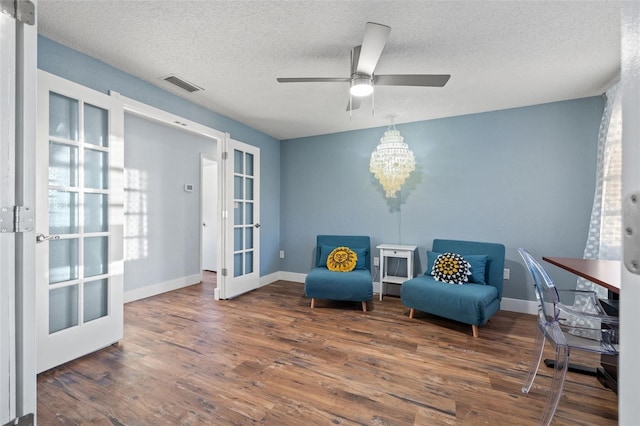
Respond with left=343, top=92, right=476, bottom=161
left=0, top=9, right=18, bottom=422
left=621, top=4, right=640, bottom=421
left=1, top=3, right=37, bottom=423
left=219, top=139, right=260, bottom=299
left=35, top=71, right=124, bottom=373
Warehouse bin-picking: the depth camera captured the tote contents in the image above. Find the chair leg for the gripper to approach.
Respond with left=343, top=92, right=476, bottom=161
left=472, top=325, right=479, bottom=338
left=361, top=301, right=367, bottom=312
left=310, top=298, right=315, bottom=308
left=409, top=308, right=415, bottom=319
left=522, top=327, right=546, bottom=394
left=541, top=344, right=569, bottom=426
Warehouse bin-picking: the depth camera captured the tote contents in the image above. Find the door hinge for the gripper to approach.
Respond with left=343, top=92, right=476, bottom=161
left=3, top=413, right=34, bottom=426
left=0, top=205, right=34, bottom=233
left=221, top=151, right=228, bottom=160
left=624, top=191, right=640, bottom=275
left=221, top=268, right=228, bottom=277
left=0, top=0, right=35, bottom=25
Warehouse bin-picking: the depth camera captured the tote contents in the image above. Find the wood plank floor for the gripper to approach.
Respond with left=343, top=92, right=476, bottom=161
left=37, top=277, right=618, bottom=425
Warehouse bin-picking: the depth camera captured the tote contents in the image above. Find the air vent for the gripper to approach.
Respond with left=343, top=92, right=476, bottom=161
left=162, top=75, right=203, bottom=93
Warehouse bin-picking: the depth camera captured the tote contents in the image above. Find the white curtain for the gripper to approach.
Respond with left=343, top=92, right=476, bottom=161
left=578, top=81, right=622, bottom=298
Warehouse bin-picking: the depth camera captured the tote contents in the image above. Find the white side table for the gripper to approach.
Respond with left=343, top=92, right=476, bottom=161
left=377, top=244, right=418, bottom=301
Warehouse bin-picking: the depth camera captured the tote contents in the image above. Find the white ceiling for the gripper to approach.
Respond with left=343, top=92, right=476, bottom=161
left=37, top=1, right=622, bottom=140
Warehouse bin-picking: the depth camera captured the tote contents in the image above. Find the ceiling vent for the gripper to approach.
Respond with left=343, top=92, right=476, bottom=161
left=162, top=75, right=203, bottom=93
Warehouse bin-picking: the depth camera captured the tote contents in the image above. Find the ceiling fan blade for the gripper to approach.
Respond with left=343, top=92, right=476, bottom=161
left=356, top=22, right=391, bottom=76
left=374, top=74, right=451, bottom=87
left=346, top=97, right=361, bottom=111
left=277, top=77, right=350, bottom=83
left=350, top=46, right=361, bottom=74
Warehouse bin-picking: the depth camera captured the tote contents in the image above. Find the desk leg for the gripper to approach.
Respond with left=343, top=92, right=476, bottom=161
left=597, top=354, right=618, bottom=394
left=543, top=359, right=597, bottom=376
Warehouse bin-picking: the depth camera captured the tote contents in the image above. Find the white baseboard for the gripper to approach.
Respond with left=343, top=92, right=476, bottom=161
left=500, top=297, right=538, bottom=315
left=260, top=271, right=281, bottom=287
left=278, top=271, right=306, bottom=283
left=124, top=274, right=202, bottom=303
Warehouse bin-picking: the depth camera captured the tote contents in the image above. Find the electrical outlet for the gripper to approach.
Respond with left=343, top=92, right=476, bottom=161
left=279, top=250, right=285, bottom=259
left=373, top=256, right=380, bottom=267
left=503, top=268, right=510, bottom=280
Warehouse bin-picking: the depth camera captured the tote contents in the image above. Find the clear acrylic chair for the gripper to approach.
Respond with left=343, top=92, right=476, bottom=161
left=517, top=248, right=619, bottom=426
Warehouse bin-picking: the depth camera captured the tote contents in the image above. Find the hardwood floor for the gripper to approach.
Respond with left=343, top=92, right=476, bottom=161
left=37, top=278, right=617, bottom=425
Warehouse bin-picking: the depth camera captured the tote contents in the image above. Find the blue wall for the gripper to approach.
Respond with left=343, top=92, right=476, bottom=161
left=280, top=97, right=604, bottom=301
left=38, top=36, right=604, bottom=303
left=37, top=36, right=281, bottom=277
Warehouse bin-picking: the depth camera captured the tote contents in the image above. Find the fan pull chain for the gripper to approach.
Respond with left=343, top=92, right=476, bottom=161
left=349, top=94, right=352, bottom=120
left=371, top=89, right=375, bottom=116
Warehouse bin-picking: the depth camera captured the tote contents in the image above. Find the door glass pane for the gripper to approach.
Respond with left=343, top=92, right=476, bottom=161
left=234, top=202, right=243, bottom=225
left=234, top=149, right=243, bottom=173
left=49, top=238, right=79, bottom=284
left=234, top=228, right=243, bottom=251
left=49, top=190, right=78, bottom=234
left=245, top=251, right=254, bottom=274
left=84, top=193, right=108, bottom=233
left=49, top=142, right=78, bottom=187
left=234, top=253, right=243, bottom=277
left=246, top=178, right=253, bottom=201
left=84, top=148, right=109, bottom=189
left=84, top=237, right=108, bottom=278
left=49, top=285, right=79, bottom=333
left=84, top=279, right=108, bottom=322
left=246, top=202, right=253, bottom=224
left=245, top=227, right=253, bottom=249
left=245, top=153, right=254, bottom=176
left=84, top=103, right=109, bottom=147
left=49, top=92, right=78, bottom=140
left=234, top=176, right=243, bottom=199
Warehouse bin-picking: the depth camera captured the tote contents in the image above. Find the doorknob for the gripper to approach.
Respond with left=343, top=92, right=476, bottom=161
left=254, top=223, right=261, bottom=228
left=36, top=233, right=60, bottom=243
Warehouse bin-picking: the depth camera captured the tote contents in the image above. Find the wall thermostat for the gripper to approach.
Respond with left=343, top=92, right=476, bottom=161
left=184, top=184, right=194, bottom=192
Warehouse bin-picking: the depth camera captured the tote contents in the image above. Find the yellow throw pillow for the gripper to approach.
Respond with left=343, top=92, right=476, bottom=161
left=326, top=246, right=358, bottom=272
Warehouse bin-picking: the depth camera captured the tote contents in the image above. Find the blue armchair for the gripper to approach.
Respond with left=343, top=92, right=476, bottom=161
left=304, top=235, right=373, bottom=311
left=401, top=239, right=505, bottom=337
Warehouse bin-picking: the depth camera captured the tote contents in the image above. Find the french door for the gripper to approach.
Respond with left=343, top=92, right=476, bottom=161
left=218, top=139, right=261, bottom=299
left=35, top=71, right=124, bottom=373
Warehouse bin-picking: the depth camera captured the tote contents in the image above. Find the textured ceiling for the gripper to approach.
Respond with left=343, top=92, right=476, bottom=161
left=37, top=1, right=622, bottom=140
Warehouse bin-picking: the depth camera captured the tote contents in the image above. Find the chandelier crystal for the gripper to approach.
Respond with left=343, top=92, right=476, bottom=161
left=369, top=124, right=416, bottom=198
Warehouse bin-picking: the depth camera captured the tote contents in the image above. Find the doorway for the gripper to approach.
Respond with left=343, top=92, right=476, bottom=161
left=201, top=154, right=218, bottom=290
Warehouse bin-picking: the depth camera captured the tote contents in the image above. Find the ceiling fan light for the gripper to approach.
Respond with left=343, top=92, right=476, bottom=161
left=350, top=77, right=373, bottom=97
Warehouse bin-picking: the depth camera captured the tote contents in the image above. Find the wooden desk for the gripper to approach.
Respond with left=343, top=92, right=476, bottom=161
left=542, top=257, right=620, bottom=294
left=543, top=256, right=620, bottom=394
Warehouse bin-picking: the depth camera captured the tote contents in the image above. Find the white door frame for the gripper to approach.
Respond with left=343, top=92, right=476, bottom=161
left=112, top=93, right=226, bottom=290
left=0, top=2, right=37, bottom=423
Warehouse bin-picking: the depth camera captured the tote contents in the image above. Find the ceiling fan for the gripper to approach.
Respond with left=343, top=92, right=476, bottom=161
left=276, top=22, right=450, bottom=111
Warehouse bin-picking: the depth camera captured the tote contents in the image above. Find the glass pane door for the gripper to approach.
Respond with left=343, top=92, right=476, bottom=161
left=47, top=93, right=111, bottom=333
left=233, top=149, right=255, bottom=277
left=220, top=138, right=260, bottom=299
left=36, top=71, right=124, bottom=373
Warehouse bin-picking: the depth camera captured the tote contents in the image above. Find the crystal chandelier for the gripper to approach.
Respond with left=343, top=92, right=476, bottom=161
left=369, top=123, right=415, bottom=198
